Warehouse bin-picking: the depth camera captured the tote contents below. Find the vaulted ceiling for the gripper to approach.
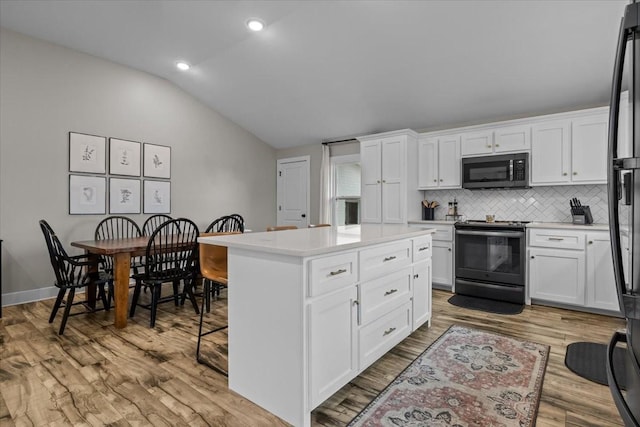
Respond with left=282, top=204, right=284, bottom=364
left=0, top=0, right=628, bottom=148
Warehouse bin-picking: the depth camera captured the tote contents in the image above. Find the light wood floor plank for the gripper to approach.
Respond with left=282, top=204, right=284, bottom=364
left=0, top=289, right=626, bottom=426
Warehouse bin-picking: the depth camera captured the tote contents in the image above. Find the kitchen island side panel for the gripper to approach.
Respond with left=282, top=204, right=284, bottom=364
left=227, top=247, right=308, bottom=427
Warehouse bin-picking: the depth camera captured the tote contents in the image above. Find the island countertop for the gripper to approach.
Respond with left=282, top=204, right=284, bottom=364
left=198, top=224, right=435, bottom=257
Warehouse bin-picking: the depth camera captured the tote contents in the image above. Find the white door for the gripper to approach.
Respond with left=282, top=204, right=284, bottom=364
left=381, top=138, right=405, bottom=223
left=461, top=130, right=493, bottom=156
left=431, top=241, right=453, bottom=289
left=360, top=141, right=382, bottom=223
left=438, top=135, right=461, bottom=187
left=586, top=234, right=621, bottom=312
left=494, top=125, right=531, bottom=153
left=277, top=157, right=310, bottom=228
left=530, top=120, right=571, bottom=185
left=417, top=137, right=438, bottom=189
left=529, top=247, right=585, bottom=305
left=571, top=113, right=608, bottom=183
left=412, top=260, right=432, bottom=331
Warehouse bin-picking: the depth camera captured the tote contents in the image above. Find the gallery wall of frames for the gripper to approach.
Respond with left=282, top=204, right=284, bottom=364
left=68, top=132, right=171, bottom=215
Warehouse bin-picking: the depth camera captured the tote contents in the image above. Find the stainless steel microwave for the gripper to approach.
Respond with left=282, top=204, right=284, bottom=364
left=461, top=153, right=529, bottom=189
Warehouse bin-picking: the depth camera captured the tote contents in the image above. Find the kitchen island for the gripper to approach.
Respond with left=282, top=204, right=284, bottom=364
left=199, top=224, right=435, bottom=427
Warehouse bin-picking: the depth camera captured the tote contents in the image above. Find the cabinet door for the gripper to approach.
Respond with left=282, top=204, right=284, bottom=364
left=432, top=241, right=453, bottom=289
left=309, top=286, right=358, bottom=409
left=494, top=125, right=531, bottom=153
left=529, top=248, right=585, bottom=305
left=461, top=130, right=493, bottom=156
left=571, top=113, right=608, bottom=183
left=417, top=137, right=438, bottom=189
left=412, top=260, right=432, bottom=331
left=381, top=138, right=406, bottom=223
left=360, top=141, right=382, bottom=223
left=531, top=120, right=571, bottom=185
left=438, top=135, right=461, bottom=187
left=586, top=234, right=621, bottom=312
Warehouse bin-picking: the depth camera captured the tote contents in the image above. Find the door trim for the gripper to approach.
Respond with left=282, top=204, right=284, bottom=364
left=277, top=156, right=310, bottom=227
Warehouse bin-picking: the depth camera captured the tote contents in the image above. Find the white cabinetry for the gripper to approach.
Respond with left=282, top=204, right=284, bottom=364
left=309, top=285, right=358, bottom=407
left=530, top=110, right=609, bottom=186
left=410, top=223, right=453, bottom=290
left=586, top=232, right=621, bottom=312
left=417, top=134, right=461, bottom=189
left=528, top=227, right=620, bottom=313
left=460, top=125, right=531, bottom=157
left=359, top=130, right=418, bottom=223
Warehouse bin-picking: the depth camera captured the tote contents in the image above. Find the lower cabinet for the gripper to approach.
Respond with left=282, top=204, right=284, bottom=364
left=528, top=228, right=620, bottom=313
left=432, top=241, right=453, bottom=289
left=529, top=247, right=585, bottom=305
left=308, top=235, right=433, bottom=410
left=309, top=285, right=358, bottom=408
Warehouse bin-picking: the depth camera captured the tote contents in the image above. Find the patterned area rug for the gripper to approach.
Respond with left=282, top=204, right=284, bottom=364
left=348, top=325, right=549, bottom=427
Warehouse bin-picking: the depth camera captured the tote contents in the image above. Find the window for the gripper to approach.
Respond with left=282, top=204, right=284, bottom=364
left=331, top=155, right=361, bottom=226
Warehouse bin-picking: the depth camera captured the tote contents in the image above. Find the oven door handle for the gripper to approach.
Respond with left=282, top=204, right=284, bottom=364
left=455, top=230, right=523, bottom=238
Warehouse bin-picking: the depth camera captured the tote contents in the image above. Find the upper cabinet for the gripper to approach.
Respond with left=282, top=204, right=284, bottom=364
left=359, top=130, right=418, bottom=224
left=530, top=111, right=608, bottom=186
left=460, top=125, right=531, bottom=157
left=417, top=134, right=461, bottom=189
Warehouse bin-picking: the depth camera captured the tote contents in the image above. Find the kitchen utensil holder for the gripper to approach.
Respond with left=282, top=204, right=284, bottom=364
left=422, top=206, right=435, bottom=220
left=572, top=206, right=593, bottom=225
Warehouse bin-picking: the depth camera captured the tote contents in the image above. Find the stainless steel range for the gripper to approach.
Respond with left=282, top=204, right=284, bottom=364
left=454, top=220, right=529, bottom=304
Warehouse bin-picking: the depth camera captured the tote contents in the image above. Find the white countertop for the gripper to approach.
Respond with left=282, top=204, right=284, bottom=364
left=199, top=224, right=436, bottom=257
left=526, top=222, right=610, bottom=231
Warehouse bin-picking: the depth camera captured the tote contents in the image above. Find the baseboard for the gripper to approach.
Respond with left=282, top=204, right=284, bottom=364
left=2, top=286, right=85, bottom=308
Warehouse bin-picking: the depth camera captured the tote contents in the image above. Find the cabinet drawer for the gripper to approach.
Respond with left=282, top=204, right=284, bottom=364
left=528, top=228, right=585, bottom=250
left=413, top=235, right=433, bottom=262
left=359, top=240, right=412, bottom=282
left=360, top=267, right=412, bottom=325
left=308, top=251, right=358, bottom=297
left=359, top=301, right=412, bottom=370
left=431, top=225, right=454, bottom=241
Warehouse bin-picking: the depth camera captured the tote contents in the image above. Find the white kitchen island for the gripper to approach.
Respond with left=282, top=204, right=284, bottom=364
left=199, top=224, right=435, bottom=427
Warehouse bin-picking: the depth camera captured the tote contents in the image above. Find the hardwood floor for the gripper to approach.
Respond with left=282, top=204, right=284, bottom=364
left=0, top=288, right=626, bottom=426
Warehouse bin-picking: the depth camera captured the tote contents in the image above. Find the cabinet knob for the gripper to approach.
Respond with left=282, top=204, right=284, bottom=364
left=531, top=255, right=535, bottom=259
left=413, top=274, right=419, bottom=279
left=487, top=145, right=492, bottom=148
left=588, top=240, right=593, bottom=245
left=433, top=179, right=437, bottom=182
left=563, top=173, right=568, bottom=176
left=382, top=180, right=386, bottom=183
left=440, top=179, right=443, bottom=182
left=573, top=172, right=578, bottom=175
left=353, top=300, right=359, bottom=306
left=377, top=180, right=381, bottom=184
left=448, top=248, right=452, bottom=252
left=495, top=144, right=500, bottom=147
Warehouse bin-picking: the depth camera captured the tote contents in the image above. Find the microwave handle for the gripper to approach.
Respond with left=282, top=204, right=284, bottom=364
left=509, top=159, right=514, bottom=181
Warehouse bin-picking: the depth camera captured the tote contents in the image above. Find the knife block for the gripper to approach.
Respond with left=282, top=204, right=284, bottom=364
left=572, top=206, right=593, bottom=225
left=422, top=206, right=435, bottom=220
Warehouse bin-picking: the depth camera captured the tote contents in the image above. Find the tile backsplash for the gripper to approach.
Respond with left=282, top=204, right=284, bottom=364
left=421, top=185, right=610, bottom=223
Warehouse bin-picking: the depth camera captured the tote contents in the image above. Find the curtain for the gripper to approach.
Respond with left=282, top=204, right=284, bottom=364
left=319, top=144, right=332, bottom=224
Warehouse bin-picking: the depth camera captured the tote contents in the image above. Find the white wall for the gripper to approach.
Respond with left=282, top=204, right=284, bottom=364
left=0, top=28, right=276, bottom=303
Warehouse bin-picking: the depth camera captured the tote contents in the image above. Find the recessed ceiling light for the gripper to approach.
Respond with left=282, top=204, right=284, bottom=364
left=176, top=61, right=190, bottom=71
left=246, top=19, right=265, bottom=32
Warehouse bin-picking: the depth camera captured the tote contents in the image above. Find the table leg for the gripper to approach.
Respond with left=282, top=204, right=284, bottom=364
left=85, top=252, right=98, bottom=310
left=113, top=252, right=131, bottom=328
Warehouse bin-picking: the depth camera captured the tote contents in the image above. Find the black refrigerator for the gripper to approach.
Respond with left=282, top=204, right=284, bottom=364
left=608, top=2, right=640, bottom=425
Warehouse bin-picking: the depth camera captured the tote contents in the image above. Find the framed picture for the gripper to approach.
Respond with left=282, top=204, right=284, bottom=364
left=109, top=138, right=141, bottom=176
left=143, top=143, right=171, bottom=178
left=144, top=180, right=171, bottom=214
left=69, top=132, right=106, bottom=174
left=69, top=174, right=106, bottom=214
left=109, top=178, right=141, bottom=214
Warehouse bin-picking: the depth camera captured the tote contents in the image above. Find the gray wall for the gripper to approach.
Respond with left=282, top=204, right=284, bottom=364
left=276, top=141, right=359, bottom=225
left=0, top=28, right=276, bottom=302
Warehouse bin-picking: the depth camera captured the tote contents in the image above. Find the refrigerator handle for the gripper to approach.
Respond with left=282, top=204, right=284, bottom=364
left=608, top=16, right=630, bottom=314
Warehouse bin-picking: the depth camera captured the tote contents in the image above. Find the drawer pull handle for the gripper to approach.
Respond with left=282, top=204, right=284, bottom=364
left=383, top=327, right=396, bottom=336
left=418, top=246, right=429, bottom=251
left=329, top=268, right=347, bottom=276
left=384, top=289, right=398, bottom=296
left=548, top=237, right=564, bottom=241
left=383, top=256, right=397, bottom=262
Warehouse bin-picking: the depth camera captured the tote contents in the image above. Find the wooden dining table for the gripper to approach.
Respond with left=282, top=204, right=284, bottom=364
left=71, top=236, right=149, bottom=328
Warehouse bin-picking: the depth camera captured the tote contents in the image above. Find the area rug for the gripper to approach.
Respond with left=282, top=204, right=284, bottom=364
left=348, top=325, right=549, bottom=427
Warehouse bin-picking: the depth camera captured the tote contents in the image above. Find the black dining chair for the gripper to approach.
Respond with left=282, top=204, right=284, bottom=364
left=142, top=214, right=173, bottom=236
left=205, top=215, right=244, bottom=233
left=129, top=218, right=200, bottom=327
left=40, top=220, right=110, bottom=335
left=95, top=216, right=142, bottom=306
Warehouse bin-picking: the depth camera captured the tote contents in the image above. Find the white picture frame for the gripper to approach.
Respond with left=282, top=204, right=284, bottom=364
left=69, top=132, right=106, bottom=174
left=109, top=178, right=141, bottom=214
left=69, top=174, right=106, bottom=214
left=144, top=180, right=171, bottom=214
left=109, top=138, right=141, bottom=176
left=143, top=143, right=171, bottom=178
